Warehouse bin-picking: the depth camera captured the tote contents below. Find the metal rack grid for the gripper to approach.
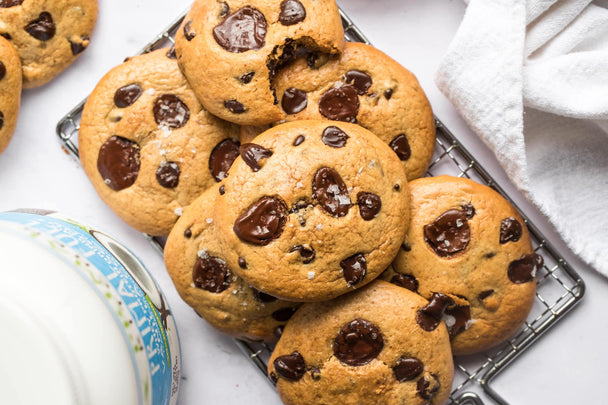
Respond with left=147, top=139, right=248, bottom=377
left=56, top=8, right=585, bottom=405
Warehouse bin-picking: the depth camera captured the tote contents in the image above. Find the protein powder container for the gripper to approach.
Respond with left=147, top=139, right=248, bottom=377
left=0, top=210, right=180, bottom=405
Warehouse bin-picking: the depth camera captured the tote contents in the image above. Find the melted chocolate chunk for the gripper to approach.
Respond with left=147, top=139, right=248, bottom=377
left=183, top=20, right=196, bottom=41
left=153, top=94, right=190, bottom=129
left=293, top=134, right=305, bottom=146
left=209, top=138, right=240, bottom=181
left=344, top=70, right=372, bottom=95
left=97, top=136, right=140, bottom=191
left=192, top=256, right=231, bottom=293
left=273, top=352, right=306, bottom=381
left=389, top=134, right=411, bottom=161
left=393, top=357, right=424, bottom=382
left=238, top=257, right=247, bottom=269
left=279, top=0, right=306, bottom=26
left=166, top=46, right=177, bottom=59
left=156, top=161, right=180, bottom=188
left=340, top=253, right=366, bottom=286
left=289, top=245, right=315, bottom=264
left=357, top=192, right=381, bottom=220
left=224, top=99, right=246, bottom=113
left=273, top=325, right=284, bottom=339
left=417, top=374, right=441, bottom=400
left=0, top=62, right=5, bottom=81
left=318, top=84, right=359, bottom=123
left=312, top=167, right=351, bottom=217
left=424, top=209, right=470, bottom=257
left=384, top=88, right=394, bottom=100
left=462, top=203, right=475, bottom=219
left=213, top=6, right=267, bottom=53
left=500, top=217, right=523, bottom=244
left=219, top=185, right=226, bottom=195
left=69, top=36, right=89, bottom=55
left=239, top=143, right=273, bottom=172
left=281, top=88, right=307, bottom=114
left=0, top=0, right=24, bottom=7
left=390, top=274, right=419, bottom=293
left=25, top=12, right=55, bottom=41
left=240, top=71, right=254, bottom=84
left=333, top=319, right=383, bottom=366
left=184, top=228, right=192, bottom=238
left=417, top=293, right=455, bottom=332
left=508, top=253, right=543, bottom=284
left=321, top=126, right=349, bottom=148
left=233, top=196, right=287, bottom=245
left=114, top=83, right=143, bottom=108
left=251, top=287, right=277, bottom=303
left=219, top=2, right=230, bottom=17
left=445, top=304, right=470, bottom=338
left=272, top=307, right=297, bottom=322
left=0, top=111, right=3, bottom=131
left=478, top=289, right=494, bottom=300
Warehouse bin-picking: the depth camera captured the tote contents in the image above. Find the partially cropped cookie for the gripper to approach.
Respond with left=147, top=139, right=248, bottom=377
left=0, top=36, right=21, bottom=154
left=0, top=0, right=97, bottom=88
left=390, top=176, right=540, bottom=355
left=165, top=186, right=300, bottom=342
left=214, top=120, right=410, bottom=301
left=268, top=281, right=454, bottom=405
left=79, top=48, right=240, bottom=236
left=273, top=42, right=436, bottom=180
left=174, top=0, right=344, bottom=125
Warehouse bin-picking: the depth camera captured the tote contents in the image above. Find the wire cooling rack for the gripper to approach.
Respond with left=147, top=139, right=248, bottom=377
left=56, top=7, right=585, bottom=405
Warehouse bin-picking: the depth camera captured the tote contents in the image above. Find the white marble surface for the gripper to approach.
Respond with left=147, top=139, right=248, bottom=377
left=1, top=1, right=607, bottom=404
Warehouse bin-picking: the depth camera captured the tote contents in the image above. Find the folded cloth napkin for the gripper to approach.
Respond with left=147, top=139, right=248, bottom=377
left=436, top=0, right=608, bottom=276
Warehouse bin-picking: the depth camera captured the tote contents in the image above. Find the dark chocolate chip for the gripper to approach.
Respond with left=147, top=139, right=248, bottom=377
left=0, top=62, right=5, bottom=81
left=312, top=167, right=351, bottom=217
left=184, top=228, right=192, bottom=238
left=69, top=36, right=89, bottom=55
left=192, top=255, right=231, bottom=293
left=401, top=243, right=412, bottom=252
left=213, top=6, right=267, bottom=53
left=424, top=209, right=470, bottom=257
left=0, top=111, right=3, bottom=131
left=166, top=46, right=177, bottom=59
left=333, top=319, right=383, bottom=366
left=340, top=253, right=366, bottom=286
left=318, top=84, right=359, bottom=123
left=389, top=134, right=411, bottom=161
left=310, top=367, right=321, bottom=380
left=238, top=257, right=247, bottom=269
left=97, top=136, right=140, bottom=191
left=273, top=352, right=306, bottom=381
left=153, top=94, right=190, bottom=129
left=384, top=88, right=394, bottom=100
left=508, top=253, right=543, bottom=284
left=394, top=184, right=401, bottom=191
left=279, top=0, right=306, bottom=26
left=0, top=0, right=24, bottom=7
left=281, top=87, right=307, bottom=114
left=219, top=185, right=226, bottom=195
left=445, top=304, right=470, bottom=338
left=393, top=357, right=424, bottom=382
left=239, top=143, right=273, bottom=172
left=289, top=245, right=315, bottom=264
left=478, top=289, right=494, bottom=300
left=224, top=99, right=246, bottom=113
left=114, top=83, right=143, bottom=108
left=273, top=325, right=284, bottom=339
left=293, top=134, right=305, bottom=146
left=155, top=161, right=180, bottom=188
left=357, top=192, right=381, bottom=220
left=219, top=1, right=230, bottom=18
left=462, top=203, right=475, bottom=219
left=240, top=71, right=255, bottom=84
left=209, top=138, right=240, bottom=181
left=344, top=70, right=372, bottom=95
left=390, top=274, right=418, bottom=293
left=272, top=307, right=297, bottom=322
left=251, top=287, right=278, bottom=303
left=321, top=126, right=349, bottom=148
left=500, top=217, right=523, bottom=244
left=183, top=20, right=196, bottom=41
left=417, top=374, right=441, bottom=400
left=24, top=12, right=55, bottom=41
left=417, top=293, right=455, bottom=332
left=233, top=196, right=288, bottom=245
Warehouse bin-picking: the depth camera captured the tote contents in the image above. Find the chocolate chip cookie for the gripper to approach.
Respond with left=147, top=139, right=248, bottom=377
left=164, top=186, right=300, bottom=342
left=268, top=280, right=453, bottom=405
left=214, top=120, right=410, bottom=302
left=0, top=35, right=21, bottom=154
left=390, top=176, right=540, bottom=355
left=174, top=0, right=344, bottom=125
left=0, top=0, right=97, bottom=88
left=273, top=42, right=436, bottom=180
left=79, top=48, right=240, bottom=236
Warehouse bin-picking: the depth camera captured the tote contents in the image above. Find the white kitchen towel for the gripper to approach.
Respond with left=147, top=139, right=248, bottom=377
left=436, top=0, right=608, bottom=276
